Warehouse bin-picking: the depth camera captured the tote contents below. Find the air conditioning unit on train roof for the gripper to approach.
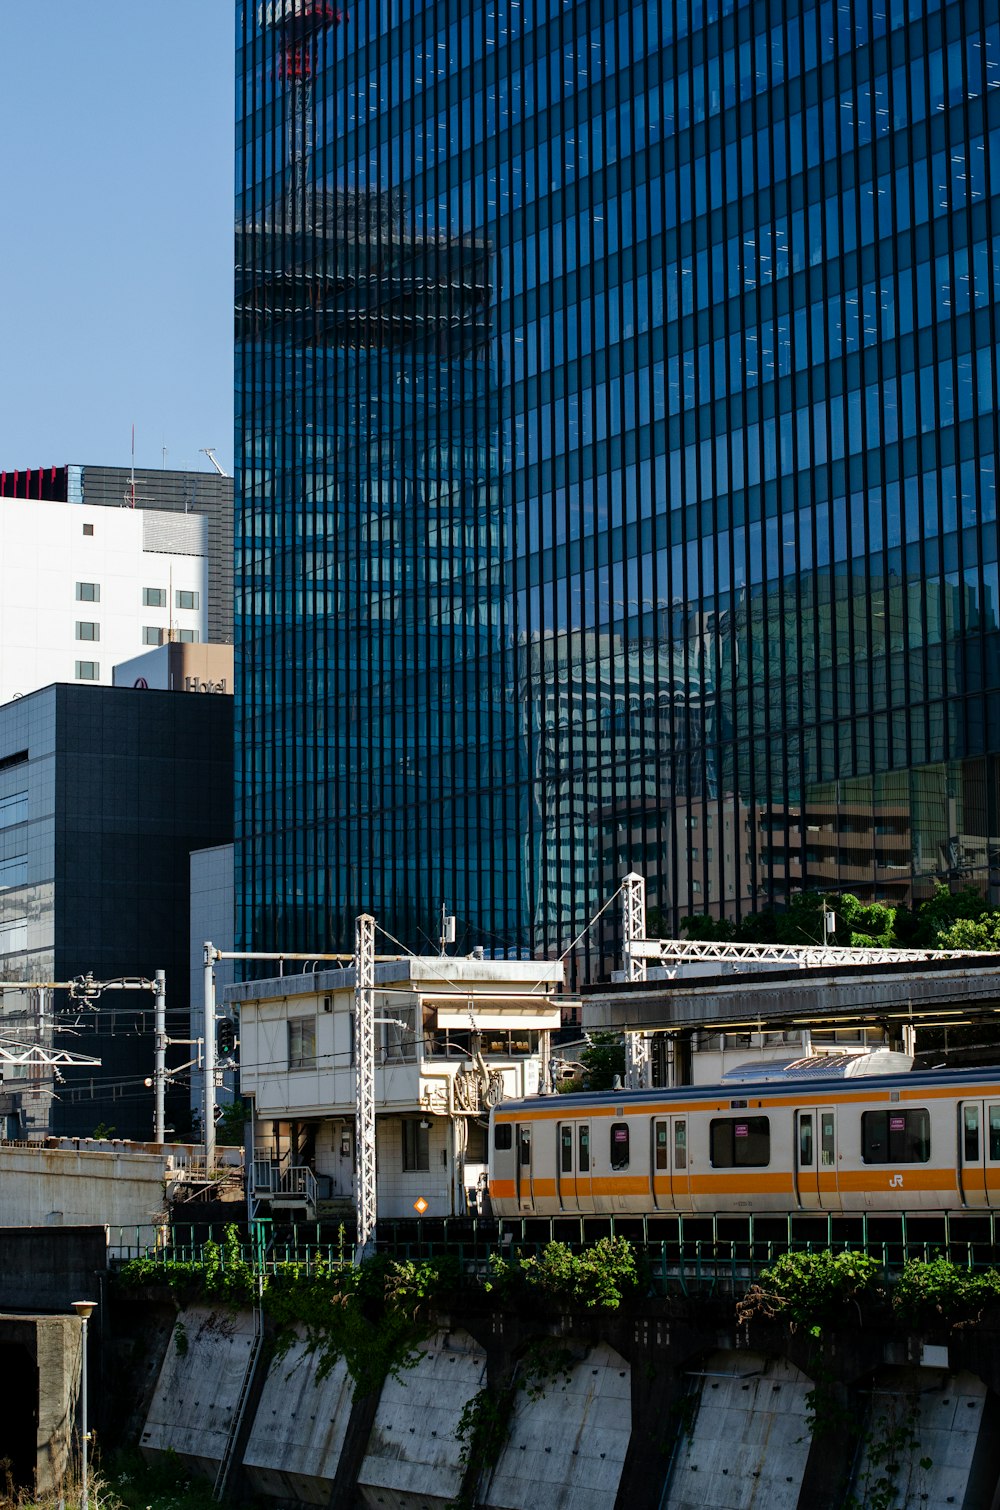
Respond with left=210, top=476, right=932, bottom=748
left=721, top=1049, right=914, bottom=1083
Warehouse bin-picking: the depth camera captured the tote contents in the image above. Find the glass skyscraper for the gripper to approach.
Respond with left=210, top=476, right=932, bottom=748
left=237, top=0, right=1000, bottom=974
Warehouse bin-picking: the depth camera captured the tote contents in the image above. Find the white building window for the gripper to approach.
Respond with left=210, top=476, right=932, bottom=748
left=75, top=661, right=99, bottom=681
left=75, top=582, right=100, bottom=602
left=76, top=622, right=100, bottom=641
left=175, top=589, right=200, bottom=611
left=288, top=1017, right=316, bottom=1069
left=402, top=1120, right=430, bottom=1172
left=143, top=587, right=166, bottom=607
left=142, top=627, right=163, bottom=646
left=177, top=628, right=200, bottom=643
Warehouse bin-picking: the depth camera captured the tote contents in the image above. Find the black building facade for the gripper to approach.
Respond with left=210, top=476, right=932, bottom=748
left=0, top=683, right=233, bottom=1139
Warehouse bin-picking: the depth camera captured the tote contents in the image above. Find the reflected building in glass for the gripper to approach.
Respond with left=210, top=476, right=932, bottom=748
left=237, top=0, right=1000, bottom=974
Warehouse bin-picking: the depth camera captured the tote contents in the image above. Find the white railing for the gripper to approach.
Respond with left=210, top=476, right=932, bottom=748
left=632, top=938, right=984, bottom=968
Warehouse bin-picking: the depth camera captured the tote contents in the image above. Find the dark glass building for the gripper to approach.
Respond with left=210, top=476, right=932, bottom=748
left=0, top=684, right=233, bottom=1139
left=237, top=0, right=1000, bottom=974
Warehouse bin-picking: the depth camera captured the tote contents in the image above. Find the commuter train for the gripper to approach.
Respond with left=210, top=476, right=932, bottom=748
left=487, top=1055, right=1000, bottom=1217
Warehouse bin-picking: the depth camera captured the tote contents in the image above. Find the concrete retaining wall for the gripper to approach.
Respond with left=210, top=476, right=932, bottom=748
left=663, top=1351, right=812, bottom=1510
left=357, top=1328, right=487, bottom=1510
left=482, top=1342, right=632, bottom=1510
left=0, top=1142, right=168, bottom=1239
left=243, top=1328, right=353, bottom=1504
left=140, top=1304, right=256, bottom=1477
left=131, top=1301, right=1000, bottom=1510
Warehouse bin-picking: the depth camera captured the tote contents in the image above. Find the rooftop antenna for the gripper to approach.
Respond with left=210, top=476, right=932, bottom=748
left=200, top=448, right=230, bottom=477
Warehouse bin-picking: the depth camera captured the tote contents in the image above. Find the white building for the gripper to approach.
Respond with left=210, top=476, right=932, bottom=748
left=228, top=956, right=564, bottom=1221
left=0, top=496, right=207, bottom=704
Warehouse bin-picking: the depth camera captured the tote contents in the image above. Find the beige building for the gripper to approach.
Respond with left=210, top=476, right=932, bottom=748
left=228, top=955, right=564, bottom=1221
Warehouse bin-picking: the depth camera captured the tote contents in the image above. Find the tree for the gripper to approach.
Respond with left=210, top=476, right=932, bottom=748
left=579, top=1032, right=626, bottom=1091
left=216, top=1097, right=251, bottom=1146
left=681, top=914, right=735, bottom=941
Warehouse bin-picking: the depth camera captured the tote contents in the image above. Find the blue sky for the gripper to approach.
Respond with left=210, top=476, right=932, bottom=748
left=0, top=3, right=234, bottom=475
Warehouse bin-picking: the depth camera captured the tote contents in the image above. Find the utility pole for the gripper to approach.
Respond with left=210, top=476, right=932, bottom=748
left=621, top=871, right=651, bottom=1090
left=354, top=913, right=376, bottom=1262
left=153, top=969, right=166, bottom=1142
left=204, top=943, right=217, bottom=1172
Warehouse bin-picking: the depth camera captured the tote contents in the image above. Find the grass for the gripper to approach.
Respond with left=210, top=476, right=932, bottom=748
left=0, top=1451, right=234, bottom=1510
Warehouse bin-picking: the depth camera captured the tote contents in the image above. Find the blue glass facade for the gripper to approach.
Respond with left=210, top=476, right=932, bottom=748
left=237, top=0, right=1000, bottom=972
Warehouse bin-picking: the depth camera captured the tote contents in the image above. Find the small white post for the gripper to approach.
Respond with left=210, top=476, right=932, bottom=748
left=153, top=969, right=166, bottom=1142
left=203, top=943, right=216, bottom=1173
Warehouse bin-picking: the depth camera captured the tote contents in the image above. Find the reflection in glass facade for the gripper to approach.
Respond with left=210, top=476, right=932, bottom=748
left=237, top=0, right=1000, bottom=974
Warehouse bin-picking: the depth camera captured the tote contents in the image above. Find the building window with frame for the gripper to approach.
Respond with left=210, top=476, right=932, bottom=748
left=177, top=628, right=200, bottom=643
left=143, top=587, right=167, bottom=607
left=75, top=661, right=99, bottom=681
left=75, top=582, right=100, bottom=602
left=402, top=1119, right=430, bottom=1171
left=82, top=522, right=94, bottom=536
left=175, top=589, right=200, bottom=611
left=75, top=622, right=100, bottom=642
left=287, top=1016, right=316, bottom=1069
left=142, top=627, right=163, bottom=646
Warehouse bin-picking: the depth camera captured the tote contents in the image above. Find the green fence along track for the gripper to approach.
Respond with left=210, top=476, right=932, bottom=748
left=107, top=1209, right=1000, bottom=1294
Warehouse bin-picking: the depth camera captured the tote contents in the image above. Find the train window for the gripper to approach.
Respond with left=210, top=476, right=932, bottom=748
left=494, top=1123, right=512, bottom=1151
left=579, top=1125, right=590, bottom=1172
left=560, top=1124, right=573, bottom=1174
left=964, top=1106, right=980, bottom=1162
left=799, top=1115, right=814, bottom=1167
left=990, top=1107, right=1000, bottom=1161
left=655, top=1121, right=668, bottom=1171
left=821, top=1114, right=835, bottom=1166
left=674, top=1121, right=687, bottom=1170
left=518, top=1126, right=531, bottom=1168
left=610, top=1122, right=630, bottom=1170
left=861, top=1109, right=930, bottom=1163
left=710, top=1116, right=771, bottom=1168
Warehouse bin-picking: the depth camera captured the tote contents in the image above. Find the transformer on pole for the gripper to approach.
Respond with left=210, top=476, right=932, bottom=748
left=354, top=912, right=376, bottom=1262
left=621, top=871, right=652, bottom=1090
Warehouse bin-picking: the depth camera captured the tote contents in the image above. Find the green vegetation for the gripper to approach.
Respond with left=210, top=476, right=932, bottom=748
left=739, top=1249, right=1000, bottom=1337
left=485, top=1235, right=640, bottom=1311
left=215, top=1097, right=251, bottom=1147
left=671, top=882, right=1000, bottom=952
left=117, top=1227, right=639, bottom=1397
left=0, top=1449, right=242, bottom=1510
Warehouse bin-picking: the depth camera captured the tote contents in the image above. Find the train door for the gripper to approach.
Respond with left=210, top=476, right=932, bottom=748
left=988, top=1104, right=1000, bottom=1207
left=958, top=1101, right=988, bottom=1208
left=515, top=1123, right=533, bottom=1211
left=794, top=1107, right=838, bottom=1209
left=556, top=1120, right=592, bottom=1212
left=651, top=1117, right=692, bottom=1211
left=576, top=1121, right=593, bottom=1210
left=558, top=1122, right=574, bottom=1212
left=670, top=1116, right=692, bottom=1211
